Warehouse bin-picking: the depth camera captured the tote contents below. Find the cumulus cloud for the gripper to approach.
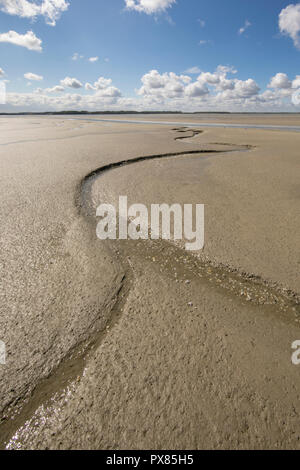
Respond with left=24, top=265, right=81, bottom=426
left=137, top=70, right=192, bottom=101
left=230, top=78, right=260, bottom=97
left=136, top=66, right=251, bottom=105
left=292, top=75, right=300, bottom=89
left=0, top=0, right=69, bottom=26
left=60, top=77, right=83, bottom=89
left=198, top=72, right=221, bottom=85
left=85, top=77, right=122, bottom=97
left=0, top=30, right=42, bottom=51
left=266, top=73, right=300, bottom=95
left=268, top=73, right=292, bottom=89
left=279, top=3, right=300, bottom=49
left=135, top=67, right=261, bottom=109
left=239, top=20, right=251, bottom=35
left=185, top=81, right=209, bottom=97
left=85, top=77, right=113, bottom=90
left=24, top=72, right=43, bottom=81
left=125, top=0, right=176, bottom=15
left=88, top=57, right=99, bottom=63
left=198, top=67, right=237, bottom=91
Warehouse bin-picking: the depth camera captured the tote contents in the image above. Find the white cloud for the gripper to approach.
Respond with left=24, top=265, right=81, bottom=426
left=0, top=67, right=5, bottom=76
left=0, top=30, right=42, bottom=51
left=135, top=67, right=261, bottom=109
left=196, top=68, right=236, bottom=91
left=231, top=78, right=260, bottom=97
left=47, top=85, right=64, bottom=93
left=185, top=67, right=202, bottom=74
left=268, top=73, right=292, bottom=89
left=24, top=72, right=43, bottom=81
left=72, top=52, right=84, bottom=61
left=199, top=40, right=212, bottom=46
left=185, top=82, right=209, bottom=97
left=216, top=65, right=237, bottom=75
left=97, top=87, right=122, bottom=97
left=88, top=57, right=99, bottom=63
left=292, top=75, right=300, bottom=89
left=216, top=77, right=235, bottom=91
left=0, top=0, right=69, bottom=26
left=85, top=77, right=113, bottom=90
left=85, top=77, right=121, bottom=97
left=125, top=0, right=176, bottom=14
left=239, top=20, right=251, bottom=35
left=198, top=72, right=220, bottom=85
left=36, top=85, right=64, bottom=93
left=137, top=70, right=192, bottom=100
left=279, top=3, right=300, bottom=49
left=60, top=77, right=83, bottom=89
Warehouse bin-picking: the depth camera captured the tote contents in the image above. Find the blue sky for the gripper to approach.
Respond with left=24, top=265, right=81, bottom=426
left=0, top=0, right=300, bottom=111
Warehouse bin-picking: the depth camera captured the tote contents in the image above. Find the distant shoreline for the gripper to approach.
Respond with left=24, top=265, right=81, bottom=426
left=1, top=111, right=300, bottom=116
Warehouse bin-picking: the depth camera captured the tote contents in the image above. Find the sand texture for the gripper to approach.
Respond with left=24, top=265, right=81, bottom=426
left=0, top=115, right=299, bottom=449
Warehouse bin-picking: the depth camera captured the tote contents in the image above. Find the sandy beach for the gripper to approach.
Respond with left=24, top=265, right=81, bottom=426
left=0, top=114, right=300, bottom=449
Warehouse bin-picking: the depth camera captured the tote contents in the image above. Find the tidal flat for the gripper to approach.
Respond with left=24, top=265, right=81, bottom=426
left=0, top=114, right=300, bottom=449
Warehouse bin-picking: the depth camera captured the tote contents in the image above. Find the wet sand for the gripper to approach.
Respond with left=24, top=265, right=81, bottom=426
left=0, top=115, right=300, bottom=449
left=69, top=112, right=300, bottom=129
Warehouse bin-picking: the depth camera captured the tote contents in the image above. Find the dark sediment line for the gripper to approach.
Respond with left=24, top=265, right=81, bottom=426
left=76, top=132, right=298, bottom=309
left=172, top=127, right=203, bottom=141
left=77, top=146, right=251, bottom=216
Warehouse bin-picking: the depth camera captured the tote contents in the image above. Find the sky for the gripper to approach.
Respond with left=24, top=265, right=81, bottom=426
left=0, top=0, right=300, bottom=112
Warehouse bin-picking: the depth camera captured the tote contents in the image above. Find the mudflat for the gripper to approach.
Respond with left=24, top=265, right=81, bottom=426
left=0, top=115, right=299, bottom=449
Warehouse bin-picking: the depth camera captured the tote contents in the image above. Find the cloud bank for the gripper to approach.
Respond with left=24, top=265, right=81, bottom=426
left=3, top=67, right=300, bottom=113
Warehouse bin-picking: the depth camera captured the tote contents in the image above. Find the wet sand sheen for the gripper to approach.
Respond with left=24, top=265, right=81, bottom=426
left=67, top=115, right=300, bottom=132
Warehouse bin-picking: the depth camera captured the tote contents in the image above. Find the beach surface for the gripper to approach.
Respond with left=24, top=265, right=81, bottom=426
left=0, top=114, right=299, bottom=449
